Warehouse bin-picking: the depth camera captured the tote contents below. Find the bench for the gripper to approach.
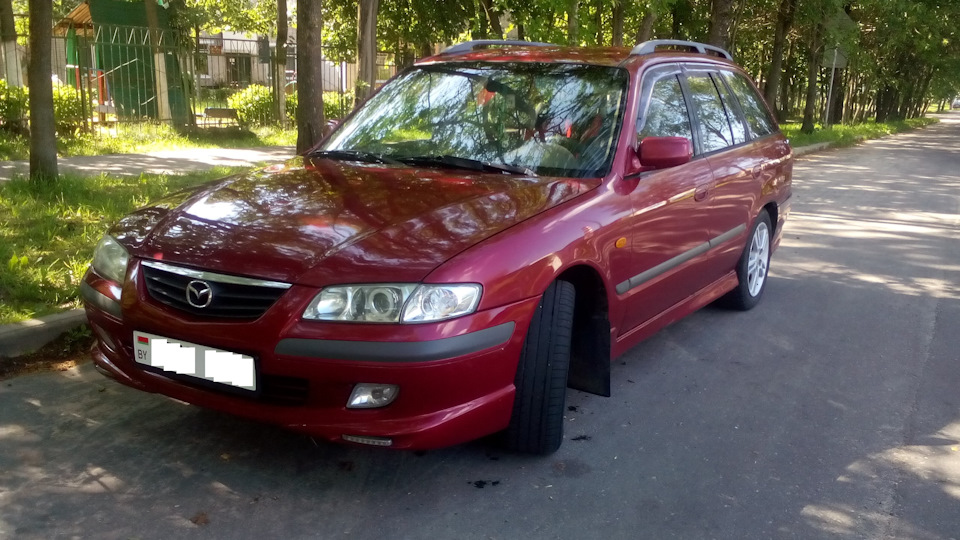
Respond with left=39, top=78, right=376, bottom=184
left=197, top=107, right=242, bottom=127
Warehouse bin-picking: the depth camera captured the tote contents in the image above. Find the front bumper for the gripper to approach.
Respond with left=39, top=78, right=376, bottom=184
left=82, top=262, right=540, bottom=450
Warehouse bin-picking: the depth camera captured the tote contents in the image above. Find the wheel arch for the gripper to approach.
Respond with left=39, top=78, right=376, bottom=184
left=556, top=264, right=612, bottom=397
left=762, top=201, right=778, bottom=237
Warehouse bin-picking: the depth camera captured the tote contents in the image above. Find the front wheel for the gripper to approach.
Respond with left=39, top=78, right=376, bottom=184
left=723, top=211, right=772, bottom=311
left=502, top=280, right=575, bottom=455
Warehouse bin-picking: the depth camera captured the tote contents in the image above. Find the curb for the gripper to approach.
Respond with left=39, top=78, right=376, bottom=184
left=0, top=309, right=88, bottom=359
left=0, top=141, right=841, bottom=360
left=793, top=142, right=834, bottom=157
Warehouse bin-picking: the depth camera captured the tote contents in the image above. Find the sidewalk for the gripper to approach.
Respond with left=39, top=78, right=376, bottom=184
left=0, top=146, right=295, bottom=182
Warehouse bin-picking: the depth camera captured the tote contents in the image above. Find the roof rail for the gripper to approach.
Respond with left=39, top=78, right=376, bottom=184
left=630, top=40, right=732, bottom=61
left=441, top=40, right=554, bottom=55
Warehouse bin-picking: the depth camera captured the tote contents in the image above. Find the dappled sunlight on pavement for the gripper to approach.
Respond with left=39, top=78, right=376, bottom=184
left=0, top=147, right=295, bottom=182
left=769, top=112, right=960, bottom=539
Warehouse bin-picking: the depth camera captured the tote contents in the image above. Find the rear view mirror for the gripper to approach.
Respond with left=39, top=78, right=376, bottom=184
left=638, top=136, right=693, bottom=169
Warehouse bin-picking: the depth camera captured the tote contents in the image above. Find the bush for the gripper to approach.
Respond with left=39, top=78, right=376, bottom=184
left=1, top=81, right=87, bottom=135
left=272, top=90, right=350, bottom=125
left=323, top=91, right=354, bottom=120
left=0, top=79, right=28, bottom=132
left=285, top=92, right=297, bottom=124
left=52, top=84, right=86, bottom=134
left=227, top=84, right=274, bottom=126
left=200, top=86, right=233, bottom=105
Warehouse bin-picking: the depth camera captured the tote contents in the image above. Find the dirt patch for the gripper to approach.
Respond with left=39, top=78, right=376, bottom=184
left=0, top=328, right=94, bottom=380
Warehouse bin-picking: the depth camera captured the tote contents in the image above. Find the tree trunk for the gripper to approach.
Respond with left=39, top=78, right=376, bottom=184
left=707, top=0, right=735, bottom=50
left=356, top=0, right=379, bottom=105
left=671, top=0, right=691, bottom=40
left=594, top=0, right=603, bottom=45
left=728, top=0, right=746, bottom=50
left=274, top=0, right=288, bottom=127
left=612, top=1, right=624, bottom=46
left=825, top=67, right=844, bottom=125
left=516, top=22, right=525, bottom=40
left=297, top=0, right=325, bottom=153
left=27, top=0, right=57, bottom=181
left=479, top=0, right=503, bottom=38
left=567, top=0, right=579, bottom=45
left=636, top=4, right=658, bottom=43
left=0, top=0, right=23, bottom=86
left=778, top=38, right=794, bottom=121
left=763, top=0, right=796, bottom=115
left=800, top=24, right=823, bottom=134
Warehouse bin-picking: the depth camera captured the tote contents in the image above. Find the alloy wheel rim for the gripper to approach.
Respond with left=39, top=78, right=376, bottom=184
left=747, top=222, right=770, bottom=297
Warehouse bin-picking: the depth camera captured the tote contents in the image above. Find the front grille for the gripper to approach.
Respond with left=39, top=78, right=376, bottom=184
left=141, top=261, right=289, bottom=319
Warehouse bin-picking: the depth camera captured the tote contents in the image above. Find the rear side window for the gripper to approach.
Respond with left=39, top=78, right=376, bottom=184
left=685, top=73, right=734, bottom=153
left=637, top=75, right=693, bottom=142
left=722, top=71, right=776, bottom=138
left=712, top=74, right=747, bottom=145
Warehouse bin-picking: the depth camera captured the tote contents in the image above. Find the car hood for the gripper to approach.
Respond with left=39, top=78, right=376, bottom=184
left=112, top=157, right=597, bottom=285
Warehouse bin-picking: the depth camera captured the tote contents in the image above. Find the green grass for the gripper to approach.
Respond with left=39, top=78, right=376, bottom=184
left=0, top=124, right=296, bottom=162
left=0, top=167, right=246, bottom=324
left=781, top=117, right=938, bottom=148
left=0, top=134, right=29, bottom=162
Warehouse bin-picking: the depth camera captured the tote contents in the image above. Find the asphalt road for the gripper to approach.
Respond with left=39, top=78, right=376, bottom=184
left=2, top=117, right=959, bottom=540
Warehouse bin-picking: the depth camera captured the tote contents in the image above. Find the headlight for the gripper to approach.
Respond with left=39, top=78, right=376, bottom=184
left=302, top=283, right=481, bottom=323
left=91, top=235, right=130, bottom=284
left=401, top=284, right=481, bottom=323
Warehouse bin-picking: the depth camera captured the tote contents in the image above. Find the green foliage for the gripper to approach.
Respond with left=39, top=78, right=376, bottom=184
left=323, top=91, right=354, bottom=119
left=1, top=81, right=88, bottom=135
left=281, top=90, right=353, bottom=123
left=285, top=91, right=297, bottom=124
left=0, top=167, right=246, bottom=324
left=52, top=84, right=86, bottom=134
left=169, top=0, right=277, bottom=36
left=781, top=117, right=938, bottom=148
left=227, top=84, right=275, bottom=126
left=0, top=79, right=29, bottom=129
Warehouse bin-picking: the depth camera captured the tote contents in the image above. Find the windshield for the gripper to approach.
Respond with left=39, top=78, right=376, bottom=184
left=322, top=62, right=629, bottom=178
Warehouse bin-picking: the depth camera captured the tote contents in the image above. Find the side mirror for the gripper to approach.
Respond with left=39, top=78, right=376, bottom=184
left=638, top=136, right=693, bottom=170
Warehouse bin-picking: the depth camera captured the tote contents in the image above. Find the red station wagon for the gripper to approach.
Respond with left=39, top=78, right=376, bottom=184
left=82, top=39, right=793, bottom=454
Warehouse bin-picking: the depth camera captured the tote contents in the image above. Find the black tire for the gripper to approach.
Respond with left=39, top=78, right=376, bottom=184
left=722, top=210, right=772, bottom=311
left=502, top=280, right=576, bottom=455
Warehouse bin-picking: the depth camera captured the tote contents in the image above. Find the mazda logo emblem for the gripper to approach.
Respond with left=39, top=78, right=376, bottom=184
left=186, top=280, right=214, bottom=308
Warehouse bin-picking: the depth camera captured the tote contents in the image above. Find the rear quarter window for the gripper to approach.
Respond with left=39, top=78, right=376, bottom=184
left=685, top=73, right=735, bottom=153
left=722, top=72, right=777, bottom=138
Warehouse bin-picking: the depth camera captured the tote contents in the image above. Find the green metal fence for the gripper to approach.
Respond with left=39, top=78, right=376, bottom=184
left=1, top=26, right=405, bottom=135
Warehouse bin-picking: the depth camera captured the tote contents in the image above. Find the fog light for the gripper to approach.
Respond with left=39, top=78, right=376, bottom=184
left=342, top=434, right=393, bottom=447
left=347, top=383, right=399, bottom=409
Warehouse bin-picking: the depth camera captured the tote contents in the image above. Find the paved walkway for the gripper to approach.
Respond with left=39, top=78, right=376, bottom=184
left=0, top=146, right=295, bottom=182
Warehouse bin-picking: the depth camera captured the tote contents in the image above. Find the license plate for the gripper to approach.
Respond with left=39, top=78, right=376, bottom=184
left=133, top=331, right=256, bottom=391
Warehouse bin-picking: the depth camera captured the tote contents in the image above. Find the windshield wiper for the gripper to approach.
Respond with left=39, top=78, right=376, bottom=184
left=397, top=155, right=535, bottom=176
left=306, top=149, right=403, bottom=165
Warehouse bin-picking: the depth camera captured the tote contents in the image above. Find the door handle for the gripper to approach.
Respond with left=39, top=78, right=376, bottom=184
left=694, top=185, right=709, bottom=201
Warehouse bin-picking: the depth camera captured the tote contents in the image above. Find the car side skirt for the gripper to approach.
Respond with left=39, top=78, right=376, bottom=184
left=612, top=270, right=739, bottom=359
